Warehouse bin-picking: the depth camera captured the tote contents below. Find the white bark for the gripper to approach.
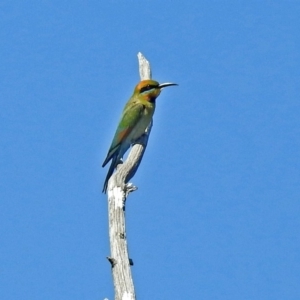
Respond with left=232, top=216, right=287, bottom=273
left=106, top=52, right=152, bottom=300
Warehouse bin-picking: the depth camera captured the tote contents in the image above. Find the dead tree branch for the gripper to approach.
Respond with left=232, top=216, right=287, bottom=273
left=106, top=52, right=152, bottom=300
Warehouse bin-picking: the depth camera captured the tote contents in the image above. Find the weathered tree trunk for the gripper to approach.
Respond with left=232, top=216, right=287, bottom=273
left=106, top=52, right=152, bottom=300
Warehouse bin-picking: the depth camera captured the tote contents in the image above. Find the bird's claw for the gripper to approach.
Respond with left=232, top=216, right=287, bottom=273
left=125, top=183, right=138, bottom=196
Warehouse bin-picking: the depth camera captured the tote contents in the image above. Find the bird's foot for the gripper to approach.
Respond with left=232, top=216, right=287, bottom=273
left=125, top=183, right=137, bottom=197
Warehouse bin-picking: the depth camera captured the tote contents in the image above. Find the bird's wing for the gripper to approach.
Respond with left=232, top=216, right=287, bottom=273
left=102, top=102, right=145, bottom=167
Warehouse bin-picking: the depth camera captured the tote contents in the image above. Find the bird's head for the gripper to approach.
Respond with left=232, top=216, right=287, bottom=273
left=134, top=79, right=177, bottom=102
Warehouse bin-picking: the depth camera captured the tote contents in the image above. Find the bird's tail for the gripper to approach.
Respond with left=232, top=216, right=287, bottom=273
left=102, top=156, right=118, bottom=193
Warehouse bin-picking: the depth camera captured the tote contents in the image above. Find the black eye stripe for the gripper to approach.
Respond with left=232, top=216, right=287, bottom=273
left=140, top=84, right=157, bottom=93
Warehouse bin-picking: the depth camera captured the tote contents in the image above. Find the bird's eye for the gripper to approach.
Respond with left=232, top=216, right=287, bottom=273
left=140, top=84, right=155, bottom=93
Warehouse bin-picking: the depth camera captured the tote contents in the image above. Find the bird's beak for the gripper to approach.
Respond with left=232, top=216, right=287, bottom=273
left=158, top=82, right=178, bottom=89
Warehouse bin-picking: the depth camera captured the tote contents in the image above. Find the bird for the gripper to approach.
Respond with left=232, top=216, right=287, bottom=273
left=102, top=79, right=177, bottom=193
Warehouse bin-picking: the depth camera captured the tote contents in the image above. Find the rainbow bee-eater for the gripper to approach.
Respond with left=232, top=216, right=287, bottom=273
left=102, top=79, right=177, bottom=193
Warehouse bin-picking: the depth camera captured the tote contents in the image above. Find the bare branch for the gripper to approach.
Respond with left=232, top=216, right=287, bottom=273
left=106, top=53, right=152, bottom=300
left=138, top=51, right=152, bottom=80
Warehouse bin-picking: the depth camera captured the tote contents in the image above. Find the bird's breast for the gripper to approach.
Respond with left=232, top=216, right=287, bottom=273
left=129, top=104, right=154, bottom=142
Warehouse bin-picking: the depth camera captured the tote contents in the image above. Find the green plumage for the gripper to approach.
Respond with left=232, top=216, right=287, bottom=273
left=102, top=79, right=177, bottom=193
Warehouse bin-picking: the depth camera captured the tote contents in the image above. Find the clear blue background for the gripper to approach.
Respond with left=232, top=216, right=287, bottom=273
left=1, top=1, right=299, bottom=299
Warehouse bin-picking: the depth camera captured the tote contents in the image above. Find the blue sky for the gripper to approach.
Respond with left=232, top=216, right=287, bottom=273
left=1, top=1, right=300, bottom=299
